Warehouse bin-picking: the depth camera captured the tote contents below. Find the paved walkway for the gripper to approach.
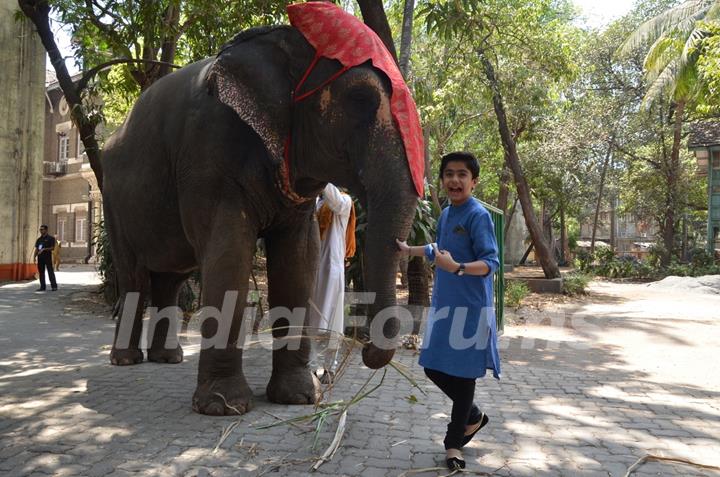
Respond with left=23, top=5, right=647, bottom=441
left=1, top=267, right=719, bottom=476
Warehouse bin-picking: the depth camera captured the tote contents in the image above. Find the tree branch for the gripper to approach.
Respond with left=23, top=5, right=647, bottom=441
left=84, top=0, right=133, bottom=59
left=19, top=0, right=103, bottom=190
left=610, top=139, right=661, bottom=169
left=77, top=58, right=181, bottom=91
left=357, top=0, right=399, bottom=66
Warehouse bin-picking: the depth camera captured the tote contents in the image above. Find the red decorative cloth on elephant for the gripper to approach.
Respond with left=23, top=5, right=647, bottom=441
left=287, top=1, right=425, bottom=197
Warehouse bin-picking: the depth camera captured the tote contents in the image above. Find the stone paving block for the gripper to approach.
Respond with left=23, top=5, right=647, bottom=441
left=4, top=277, right=720, bottom=476
left=0, top=451, right=38, bottom=472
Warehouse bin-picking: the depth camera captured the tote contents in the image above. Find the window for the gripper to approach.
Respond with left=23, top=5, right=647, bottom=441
left=618, top=222, right=627, bottom=237
left=57, top=218, right=66, bottom=242
left=75, top=217, right=87, bottom=242
left=58, top=134, right=69, bottom=162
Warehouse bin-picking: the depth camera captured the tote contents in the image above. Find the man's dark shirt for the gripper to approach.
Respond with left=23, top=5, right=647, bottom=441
left=35, top=235, right=56, bottom=255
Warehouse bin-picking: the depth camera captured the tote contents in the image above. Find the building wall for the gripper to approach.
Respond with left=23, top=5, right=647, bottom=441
left=43, top=79, right=100, bottom=265
left=42, top=177, right=91, bottom=262
left=0, top=3, right=45, bottom=280
left=579, top=210, right=657, bottom=258
left=504, top=201, right=530, bottom=265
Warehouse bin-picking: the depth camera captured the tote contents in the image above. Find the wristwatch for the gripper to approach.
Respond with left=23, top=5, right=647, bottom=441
left=454, top=263, right=466, bottom=276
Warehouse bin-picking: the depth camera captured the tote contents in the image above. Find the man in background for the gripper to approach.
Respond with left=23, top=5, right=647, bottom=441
left=33, top=225, right=58, bottom=291
left=308, top=183, right=355, bottom=383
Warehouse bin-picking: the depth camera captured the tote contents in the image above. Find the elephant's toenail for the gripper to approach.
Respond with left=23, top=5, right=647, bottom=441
left=205, top=402, right=224, bottom=415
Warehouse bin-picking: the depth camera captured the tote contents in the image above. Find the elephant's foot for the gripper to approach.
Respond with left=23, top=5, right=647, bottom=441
left=266, top=366, right=320, bottom=405
left=110, top=348, right=144, bottom=365
left=192, top=376, right=253, bottom=416
left=147, top=345, right=183, bottom=364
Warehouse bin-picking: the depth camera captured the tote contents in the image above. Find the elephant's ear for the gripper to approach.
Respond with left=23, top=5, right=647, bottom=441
left=206, top=27, right=294, bottom=165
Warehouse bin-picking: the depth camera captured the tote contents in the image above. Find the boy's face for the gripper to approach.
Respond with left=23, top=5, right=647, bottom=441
left=441, top=161, right=477, bottom=205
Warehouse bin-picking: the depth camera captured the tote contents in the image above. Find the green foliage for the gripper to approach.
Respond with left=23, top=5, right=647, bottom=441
left=345, top=198, right=367, bottom=291
left=410, top=0, right=581, bottom=208
left=574, top=248, right=595, bottom=272
left=646, top=243, right=668, bottom=268
left=562, top=272, right=591, bottom=295
left=407, top=199, right=438, bottom=246
left=696, top=19, right=720, bottom=112
left=92, top=219, right=117, bottom=304
left=505, top=281, right=530, bottom=309
left=51, top=0, right=294, bottom=127
left=664, top=260, right=720, bottom=276
left=665, top=251, right=720, bottom=276
left=688, top=247, right=716, bottom=267
left=597, top=256, right=635, bottom=278
left=618, top=0, right=716, bottom=106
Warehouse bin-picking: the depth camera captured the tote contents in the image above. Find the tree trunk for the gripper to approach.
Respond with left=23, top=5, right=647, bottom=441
left=663, top=99, right=685, bottom=265
left=590, top=142, right=612, bottom=255
left=158, top=0, right=181, bottom=78
left=496, top=164, right=511, bottom=213
left=610, top=196, right=616, bottom=251
left=503, top=198, right=517, bottom=240
left=357, top=0, right=399, bottom=65
left=478, top=49, right=560, bottom=279
left=559, top=201, right=568, bottom=266
left=398, top=0, right=415, bottom=78
left=18, top=0, right=104, bottom=191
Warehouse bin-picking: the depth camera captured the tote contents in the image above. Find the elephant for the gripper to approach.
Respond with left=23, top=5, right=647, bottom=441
left=102, top=15, right=421, bottom=415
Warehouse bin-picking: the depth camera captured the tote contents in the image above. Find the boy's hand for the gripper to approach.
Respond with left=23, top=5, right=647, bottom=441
left=395, top=238, right=410, bottom=256
left=432, top=245, right=458, bottom=273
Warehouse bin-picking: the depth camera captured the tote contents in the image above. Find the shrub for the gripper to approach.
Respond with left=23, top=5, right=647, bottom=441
left=93, top=219, right=118, bottom=305
left=505, top=281, right=530, bottom=309
left=646, top=244, right=667, bottom=268
left=632, top=261, right=655, bottom=279
left=563, top=272, right=592, bottom=295
left=594, top=247, right=615, bottom=264
left=574, top=249, right=594, bottom=272
left=688, top=248, right=716, bottom=268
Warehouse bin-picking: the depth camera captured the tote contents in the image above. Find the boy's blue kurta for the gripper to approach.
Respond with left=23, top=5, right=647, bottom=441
left=419, top=198, right=501, bottom=379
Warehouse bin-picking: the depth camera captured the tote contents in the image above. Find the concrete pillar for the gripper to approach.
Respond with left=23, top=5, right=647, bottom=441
left=0, top=1, right=46, bottom=281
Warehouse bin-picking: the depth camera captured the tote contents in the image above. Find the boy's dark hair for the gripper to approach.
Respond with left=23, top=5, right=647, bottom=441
left=40, top=225, right=48, bottom=230
left=440, top=152, right=480, bottom=179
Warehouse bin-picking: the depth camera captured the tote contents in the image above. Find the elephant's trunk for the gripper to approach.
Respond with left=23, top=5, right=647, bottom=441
left=361, top=188, right=417, bottom=369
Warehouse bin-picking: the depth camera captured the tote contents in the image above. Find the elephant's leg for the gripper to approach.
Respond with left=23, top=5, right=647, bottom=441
left=147, top=271, right=190, bottom=363
left=191, top=220, right=256, bottom=416
left=265, top=217, right=321, bottom=405
left=110, top=266, right=150, bottom=365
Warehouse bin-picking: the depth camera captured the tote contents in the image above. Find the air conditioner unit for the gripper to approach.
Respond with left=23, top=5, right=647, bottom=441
left=44, top=161, right=67, bottom=175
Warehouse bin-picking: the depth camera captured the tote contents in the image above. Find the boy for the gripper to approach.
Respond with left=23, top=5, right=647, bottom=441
left=396, top=151, right=500, bottom=470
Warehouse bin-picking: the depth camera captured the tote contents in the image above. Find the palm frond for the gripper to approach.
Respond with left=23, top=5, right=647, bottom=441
left=704, top=1, right=720, bottom=20
left=682, top=27, right=708, bottom=61
left=618, top=0, right=714, bottom=57
left=643, top=36, right=676, bottom=77
left=643, top=58, right=680, bottom=108
left=671, top=8, right=715, bottom=40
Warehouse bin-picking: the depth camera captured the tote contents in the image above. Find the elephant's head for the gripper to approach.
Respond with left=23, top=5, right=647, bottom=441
left=207, top=8, right=423, bottom=368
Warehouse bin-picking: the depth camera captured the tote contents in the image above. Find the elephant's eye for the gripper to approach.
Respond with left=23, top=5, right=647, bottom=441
left=345, top=87, right=380, bottom=124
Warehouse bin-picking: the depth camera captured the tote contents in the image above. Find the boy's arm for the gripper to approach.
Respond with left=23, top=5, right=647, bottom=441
left=396, top=210, right=444, bottom=261
left=433, top=211, right=498, bottom=275
left=395, top=241, right=430, bottom=257
left=469, top=211, right=499, bottom=276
